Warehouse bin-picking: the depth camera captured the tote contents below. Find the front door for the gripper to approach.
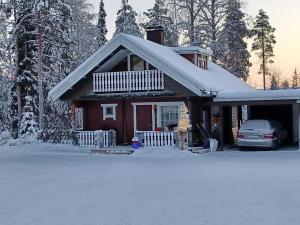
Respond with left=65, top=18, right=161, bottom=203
left=136, top=105, right=153, bottom=131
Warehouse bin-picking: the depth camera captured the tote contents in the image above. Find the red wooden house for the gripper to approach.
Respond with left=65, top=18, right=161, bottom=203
left=49, top=27, right=254, bottom=148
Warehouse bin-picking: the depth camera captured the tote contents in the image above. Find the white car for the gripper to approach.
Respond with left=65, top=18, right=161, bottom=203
left=237, top=120, right=288, bottom=149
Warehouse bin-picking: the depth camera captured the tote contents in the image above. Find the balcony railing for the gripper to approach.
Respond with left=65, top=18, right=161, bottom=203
left=93, top=70, right=164, bottom=93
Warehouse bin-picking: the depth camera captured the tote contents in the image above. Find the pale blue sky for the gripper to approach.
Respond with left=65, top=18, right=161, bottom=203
left=88, top=0, right=300, bottom=86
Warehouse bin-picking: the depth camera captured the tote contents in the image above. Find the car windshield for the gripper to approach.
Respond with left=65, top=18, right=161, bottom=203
left=241, top=120, right=270, bottom=130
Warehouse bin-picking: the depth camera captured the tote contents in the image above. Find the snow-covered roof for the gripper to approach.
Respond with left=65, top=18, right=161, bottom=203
left=214, top=89, right=300, bottom=102
left=48, top=33, right=254, bottom=101
left=172, top=46, right=213, bottom=56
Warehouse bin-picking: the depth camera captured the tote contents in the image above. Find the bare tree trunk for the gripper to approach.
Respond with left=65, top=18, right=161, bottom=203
left=13, top=0, right=22, bottom=128
left=37, top=11, right=44, bottom=129
left=262, top=28, right=266, bottom=90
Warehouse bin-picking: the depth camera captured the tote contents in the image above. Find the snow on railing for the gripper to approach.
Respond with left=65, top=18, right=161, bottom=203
left=93, top=70, right=164, bottom=93
left=135, top=131, right=177, bottom=147
left=78, top=130, right=116, bottom=148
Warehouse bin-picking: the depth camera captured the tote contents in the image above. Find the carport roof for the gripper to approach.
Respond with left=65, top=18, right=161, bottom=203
left=214, top=89, right=300, bottom=103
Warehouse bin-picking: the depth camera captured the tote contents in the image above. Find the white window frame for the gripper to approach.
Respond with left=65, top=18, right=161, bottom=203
left=156, top=102, right=182, bottom=128
left=132, top=102, right=183, bottom=132
left=101, top=104, right=118, bottom=121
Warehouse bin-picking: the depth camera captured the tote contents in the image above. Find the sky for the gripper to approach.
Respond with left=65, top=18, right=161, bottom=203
left=88, top=0, right=300, bottom=88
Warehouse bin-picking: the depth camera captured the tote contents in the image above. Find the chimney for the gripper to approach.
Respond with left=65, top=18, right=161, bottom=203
left=146, top=26, right=164, bottom=45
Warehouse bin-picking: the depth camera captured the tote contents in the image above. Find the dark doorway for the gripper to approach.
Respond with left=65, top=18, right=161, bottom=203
left=223, top=106, right=235, bottom=146
left=249, top=104, right=294, bottom=144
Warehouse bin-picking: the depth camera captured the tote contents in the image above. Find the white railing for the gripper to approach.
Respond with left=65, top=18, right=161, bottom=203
left=93, top=70, right=164, bottom=93
left=78, top=130, right=116, bottom=148
left=135, top=131, right=178, bottom=147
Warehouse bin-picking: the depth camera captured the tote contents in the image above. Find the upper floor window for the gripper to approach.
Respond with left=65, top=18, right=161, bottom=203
left=130, top=55, right=145, bottom=71
left=197, top=55, right=208, bottom=70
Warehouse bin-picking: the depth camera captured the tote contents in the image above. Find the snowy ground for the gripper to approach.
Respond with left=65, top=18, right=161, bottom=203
left=1, top=144, right=300, bottom=225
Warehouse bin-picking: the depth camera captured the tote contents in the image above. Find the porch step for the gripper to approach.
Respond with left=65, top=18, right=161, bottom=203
left=189, top=147, right=210, bottom=154
left=91, top=149, right=133, bottom=155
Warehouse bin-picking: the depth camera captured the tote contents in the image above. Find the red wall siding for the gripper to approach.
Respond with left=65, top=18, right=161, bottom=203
left=181, top=54, right=195, bottom=63
left=81, top=97, right=188, bottom=145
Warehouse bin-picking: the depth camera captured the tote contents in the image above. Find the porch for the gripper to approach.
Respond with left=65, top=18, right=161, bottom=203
left=73, top=97, right=212, bottom=150
left=76, top=130, right=180, bottom=149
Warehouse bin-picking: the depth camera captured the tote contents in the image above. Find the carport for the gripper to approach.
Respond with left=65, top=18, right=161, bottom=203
left=213, top=89, right=300, bottom=149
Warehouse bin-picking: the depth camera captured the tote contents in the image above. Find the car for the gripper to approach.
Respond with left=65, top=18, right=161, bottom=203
left=237, top=120, right=288, bottom=149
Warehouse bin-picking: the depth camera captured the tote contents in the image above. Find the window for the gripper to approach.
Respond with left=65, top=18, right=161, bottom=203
left=130, top=55, right=145, bottom=71
left=197, top=55, right=208, bottom=70
left=161, top=106, right=179, bottom=128
left=74, top=108, right=84, bottom=130
left=101, top=104, right=117, bottom=120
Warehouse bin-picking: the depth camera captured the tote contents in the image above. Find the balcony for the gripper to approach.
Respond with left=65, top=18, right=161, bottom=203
left=93, top=70, right=164, bottom=93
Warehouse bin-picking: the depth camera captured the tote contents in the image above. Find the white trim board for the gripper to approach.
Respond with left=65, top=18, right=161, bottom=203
left=101, top=104, right=118, bottom=121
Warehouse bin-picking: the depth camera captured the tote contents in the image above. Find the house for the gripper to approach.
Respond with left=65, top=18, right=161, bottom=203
left=49, top=27, right=300, bottom=149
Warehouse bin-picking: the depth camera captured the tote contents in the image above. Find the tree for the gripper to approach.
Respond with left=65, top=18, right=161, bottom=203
left=142, top=0, right=178, bottom=46
left=68, top=0, right=98, bottom=65
left=0, top=1, right=13, bottom=130
left=10, top=0, right=39, bottom=138
left=292, top=69, right=299, bottom=89
left=173, top=0, right=209, bottom=45
left=218, top=0, right=251, bottom=81
left=269, top=68, right=281, bottom=90
left=96, top=0, right=107, bottom=47
left=252, top=9, right=276, bottom=90
left=19, top=95, right=38, bottom=139
left=199, top=0, right=228, bottom=62
left=114, top=0, right=142, bottom=37
left=270, top=74, right=279, bottom=90
left=281, top=79, right=290, bottom=89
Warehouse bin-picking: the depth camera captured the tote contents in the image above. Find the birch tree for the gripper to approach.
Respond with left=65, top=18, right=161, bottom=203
left=173, top=0, right=209, bottom=45
left=199, top=0, right=227, bottom=61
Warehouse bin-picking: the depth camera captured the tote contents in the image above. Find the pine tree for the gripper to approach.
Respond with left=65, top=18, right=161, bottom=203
left=270, top=74, right=279, bottom=90
left=218, top=0, right=251, bottom=81
left=143, top=0, right=178, bottom=46
left=114, top=0, right=142, bottom=37
left=252, top=9, right=276, bottom=90
left=0, top=1, right=13, bottom=130
left=281, top=79, right=290, bottom=89
left=12, top=0, right=39, bottom=137
left=97, top=0, right=107, bottom=47
left=292, top=69, right=299, bottom=89
left=269, top=68, right=281, bottom=90
left=19, top=95, right=38, bottom=138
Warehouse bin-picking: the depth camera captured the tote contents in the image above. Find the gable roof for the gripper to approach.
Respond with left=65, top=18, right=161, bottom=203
left=48, top=33, right=254, bottom=101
